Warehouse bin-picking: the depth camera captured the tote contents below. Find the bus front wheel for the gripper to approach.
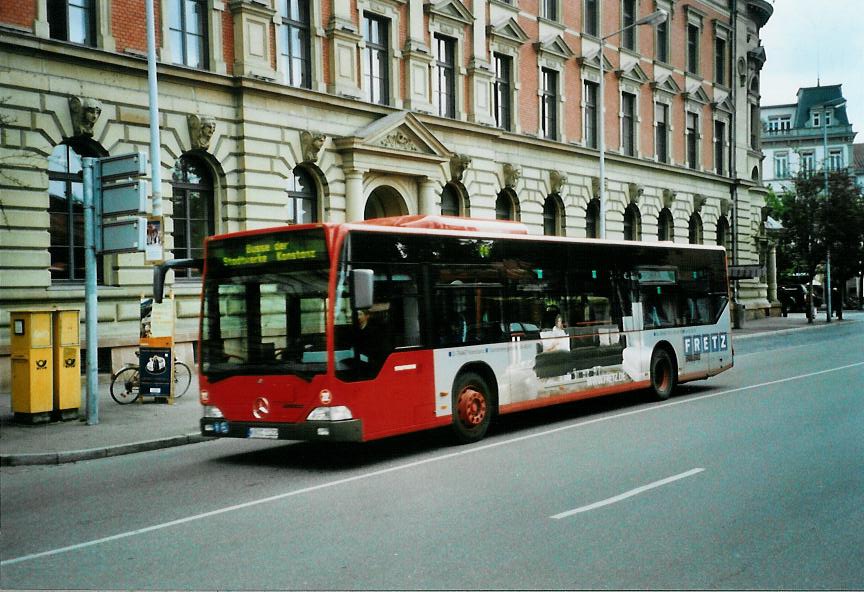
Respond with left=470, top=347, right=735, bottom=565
left=650, top=348, right=677, bottom=400
left=452, top=372, right=492, bottom=444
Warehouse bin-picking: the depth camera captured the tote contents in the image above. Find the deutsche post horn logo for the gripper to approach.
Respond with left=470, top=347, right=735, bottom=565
left=36, top=359, right=48, bottom=370
left=65, top=358, right=77, bottom=368
left=252, top=397, right=270, bottom=419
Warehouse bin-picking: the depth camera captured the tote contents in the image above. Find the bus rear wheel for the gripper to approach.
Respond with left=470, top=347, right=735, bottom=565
left=452, top=372, right=492, bottom=444
left=650, top=347, right=677, bottom=400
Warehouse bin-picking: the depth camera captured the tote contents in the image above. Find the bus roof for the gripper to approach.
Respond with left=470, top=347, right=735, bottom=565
left=356, top=215, right=529, bottom=235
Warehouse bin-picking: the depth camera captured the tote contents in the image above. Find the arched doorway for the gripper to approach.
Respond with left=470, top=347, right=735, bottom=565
left=365, top=185, right=408, bottom=219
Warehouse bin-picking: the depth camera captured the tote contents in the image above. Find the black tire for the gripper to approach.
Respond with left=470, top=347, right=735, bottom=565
left=173, top=361, right=192, bottom=398
left=110, top=366, right=140, bottom=404
left=650, top=347, right=677, bottom=400
left=451, top=372, right=493, bottom=444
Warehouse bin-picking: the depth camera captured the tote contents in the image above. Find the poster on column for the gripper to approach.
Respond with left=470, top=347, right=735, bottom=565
left=145, top=215, right=164, bottom=263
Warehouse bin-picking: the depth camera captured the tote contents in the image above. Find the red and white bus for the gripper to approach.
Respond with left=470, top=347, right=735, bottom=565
left=199, top=215, right=732, bottom=444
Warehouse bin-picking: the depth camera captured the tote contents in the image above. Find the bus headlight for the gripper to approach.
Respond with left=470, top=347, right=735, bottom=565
left=307, top=406, right=353, bottom=421
left=203, top=405, right=224, bottom=418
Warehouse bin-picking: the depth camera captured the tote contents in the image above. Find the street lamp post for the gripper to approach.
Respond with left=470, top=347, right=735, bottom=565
left=598, top=8, right=667, bottom=239
left=819, top=98, right=845, bottom=322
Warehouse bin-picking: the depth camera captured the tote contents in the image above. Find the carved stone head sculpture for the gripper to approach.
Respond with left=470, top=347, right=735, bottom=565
left=188, top=114, right=216, bottom=151
left=450, top=153, right=472, bottom=182
left=300, top=130, right=327, bottom=163
left=550, top=170, right=568, bottom=195
left=503, top=163, right=521, bottom=189
left=69, top=96, right=102, bottom=137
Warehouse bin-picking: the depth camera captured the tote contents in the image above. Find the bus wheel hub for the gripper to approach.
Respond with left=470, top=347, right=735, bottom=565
left=457, top=387, right=486, bottom=426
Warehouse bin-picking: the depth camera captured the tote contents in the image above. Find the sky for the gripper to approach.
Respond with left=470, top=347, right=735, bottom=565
left=758, top=0, right=864, bottom=135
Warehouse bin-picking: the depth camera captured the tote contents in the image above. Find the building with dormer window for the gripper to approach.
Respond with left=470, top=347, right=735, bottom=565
left=761, top=84, right=857, bottom=193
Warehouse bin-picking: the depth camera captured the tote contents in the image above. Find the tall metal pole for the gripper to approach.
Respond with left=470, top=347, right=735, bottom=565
left=823, top=108, right=832, bottom=322
left=82, top=158, right=99, bottom=425
left=145, top=0, right=162, bottom=217
left=598, top=15, right=606, bottom=239
left=595, top=9, right=666, bottom=240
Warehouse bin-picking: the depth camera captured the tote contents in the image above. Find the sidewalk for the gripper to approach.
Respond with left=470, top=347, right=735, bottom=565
left=2, top=311, right=861, bottom=466
left=1, top=371, right=206, bottom=466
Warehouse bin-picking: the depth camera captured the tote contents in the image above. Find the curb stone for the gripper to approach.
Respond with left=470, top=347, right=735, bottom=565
left=1, top=433, right=210, bottom=467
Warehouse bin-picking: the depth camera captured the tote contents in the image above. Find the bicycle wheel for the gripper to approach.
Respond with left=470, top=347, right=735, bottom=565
left=110, top=366, right=140, bottom=404
left=173, top=360, right=192, bottom=398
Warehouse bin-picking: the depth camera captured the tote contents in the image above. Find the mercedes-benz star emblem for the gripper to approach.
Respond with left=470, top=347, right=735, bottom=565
left=252, top=397, right=270, bottom=419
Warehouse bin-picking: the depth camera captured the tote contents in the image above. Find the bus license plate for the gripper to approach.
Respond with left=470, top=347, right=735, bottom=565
left=247, top=427, right=279, bottom=439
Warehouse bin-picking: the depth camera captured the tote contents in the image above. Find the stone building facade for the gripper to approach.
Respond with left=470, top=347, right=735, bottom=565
left=0, top=0, right=774, bottom=386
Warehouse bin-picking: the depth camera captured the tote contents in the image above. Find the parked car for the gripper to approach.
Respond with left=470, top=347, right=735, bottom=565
left=778, top=284, right=822, bottom=313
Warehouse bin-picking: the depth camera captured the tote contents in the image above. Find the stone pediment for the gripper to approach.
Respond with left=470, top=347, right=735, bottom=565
left=616, top=62, right=650, bottom=85
left=651, top=73, right=681, bottom=95
left=334, top=111, right=450, bottom=173
left=488, top=16, right=529, bottom=46
left=426, top=0, right=474, bottom=26
left=712, top=94, right=734, bottom=114
left=535, top=35, right=574, bottom=61
left=577, top=48, right=614, bottom=71
left=682, top=84, right=711, bottom=104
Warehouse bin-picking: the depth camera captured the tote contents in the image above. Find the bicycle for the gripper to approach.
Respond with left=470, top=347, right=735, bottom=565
left=110, top=353, right=193, bottom=404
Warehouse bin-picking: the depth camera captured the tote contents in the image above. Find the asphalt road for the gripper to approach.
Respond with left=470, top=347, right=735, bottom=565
left=2, top=323, right=862, bottom=590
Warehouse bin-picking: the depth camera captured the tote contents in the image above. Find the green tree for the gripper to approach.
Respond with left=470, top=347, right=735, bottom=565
left=821, top=170, right=864, bottom=318
left=780, top=172, right=826, bottom=321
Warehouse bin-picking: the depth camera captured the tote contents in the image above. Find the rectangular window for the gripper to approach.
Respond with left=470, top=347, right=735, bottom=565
left=655, top=18, right=669, bottom=63
left=800, top=151, right=815, bottom=174
left=825, top=111, right=833, bottom=126
left=542, top=68, right=558, bottom=141
left=363, top=14, right=390, bottom=105
left=48, top=0, right=96, bottom=46
left=828, top=149, right=843, bottom=171
left=687, top=112, right=699, bottom=170
left=622, top=92, right=636, bottom=156
left=543, top=0, right=559, bottom=21
left=655, top=102, right=668, bottom=163
left=279, top=0, right=311, bottom=89
left=767, top=116, right=791, bottom=132
left=584, top=81, right=598, bottom=148
left=169, top=0, right=209, bottom=69
left=714, top=37, right=727, bottom=85
left=687, top=24, right=700, bottom=74
left=584, top=0, right=599, bottom=37
left=812, top=111, right=820, bottom=127
left=493, top=53, right=512, bottom=131
left=714, top=120, right=726, bottom=175
left=435, top=34, right=457, bottom=119
left=774, top=152, right=789, bottom=178
left=622, top=0, right=636, bottom=50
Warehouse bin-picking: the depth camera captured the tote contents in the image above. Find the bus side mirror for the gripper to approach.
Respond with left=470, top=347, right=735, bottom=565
left=352, top=269, right=374, bottom=310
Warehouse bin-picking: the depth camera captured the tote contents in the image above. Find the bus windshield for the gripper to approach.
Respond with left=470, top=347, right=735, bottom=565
left=200, top=229, right=330, bottom=381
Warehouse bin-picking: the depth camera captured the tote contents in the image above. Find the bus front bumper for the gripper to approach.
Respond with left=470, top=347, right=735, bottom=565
left=200, top=418, right=363, bottom=442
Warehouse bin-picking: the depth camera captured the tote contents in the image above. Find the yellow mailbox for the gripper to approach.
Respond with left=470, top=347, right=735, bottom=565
left=10, top=310, right=54, bottom=423
left=53, top=309, right=81, bottom=420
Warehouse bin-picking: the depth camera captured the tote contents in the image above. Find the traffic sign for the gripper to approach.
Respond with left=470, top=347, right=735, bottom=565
left=102, top=180, right=148, bottom=216
left=100, top=152, right=148, bottom=180
left=101, top=217, right=146, bottom=254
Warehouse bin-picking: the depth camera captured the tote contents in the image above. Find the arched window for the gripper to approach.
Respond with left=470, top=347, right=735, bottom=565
left=495, top=189, right=519, bottom=221
left=716, top=215, right=731, bottom=250
left=585, top=198, right=600, bottom=238
left=543, top=194, right=565, bottom=236
left=689, top=212, right=704, bottom=244
left=440, top=182, right=469, bottom=216
left=658, top=207, right=674, bottom=241
left=623, top=203, right=641, bottom=241
left=287, top=166, right=317, bottom=224
left=48, top=143, right=103, bottom=282
left=171, top=155, right=215, bottom=278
